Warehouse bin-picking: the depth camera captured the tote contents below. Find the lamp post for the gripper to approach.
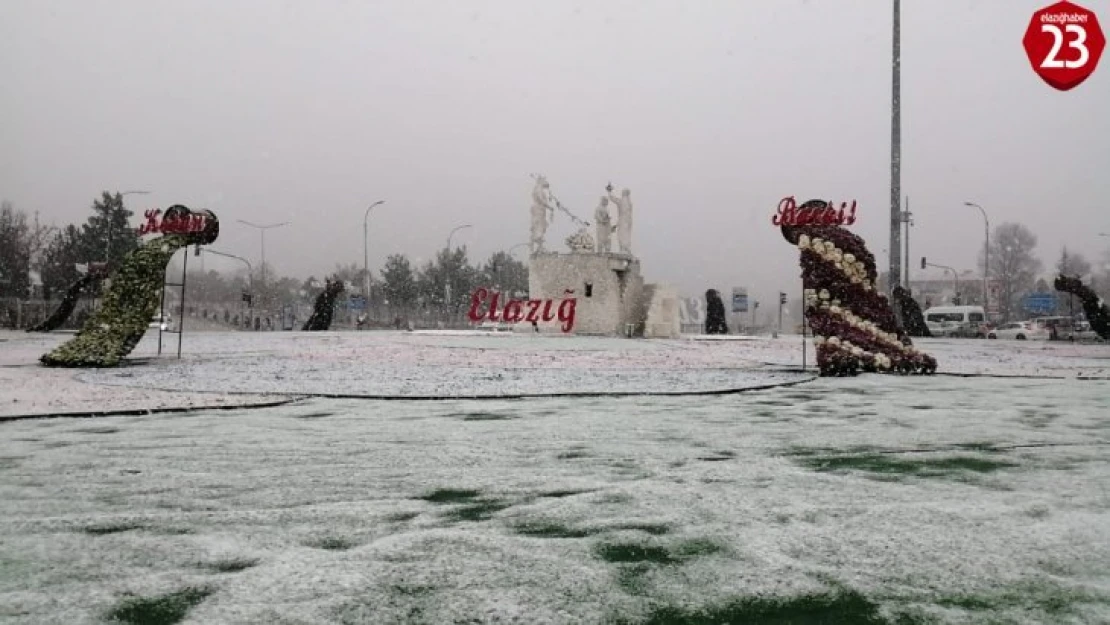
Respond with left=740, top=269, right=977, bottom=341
left=199, top=248, right=253, bottom=298
left=237, top=220, right=288, bottom=307
left=108, top=189, right=151, bottom=262
left=444, top=224, right=473, bottom=312
left=964, top=202, right=990, bottom=313
left=362, top=200, right=385, bottom=303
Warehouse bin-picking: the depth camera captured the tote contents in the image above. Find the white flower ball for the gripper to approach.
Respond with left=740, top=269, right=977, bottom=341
left=844, top=253, right=856, bottom=264
left=798, top=234, right=811, bottom=249
left=812, top=237, right=824, bottom=249
left=819, top=289, right=830, bottom=300
left=828, top=336, right=841, bottom=346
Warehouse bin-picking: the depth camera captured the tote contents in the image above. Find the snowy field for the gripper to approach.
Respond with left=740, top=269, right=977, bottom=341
left=1, top=330, right=1109, bottom=624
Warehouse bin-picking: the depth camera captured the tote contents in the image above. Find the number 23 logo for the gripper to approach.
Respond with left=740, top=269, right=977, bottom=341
left=1040, top=23, right=1089, bottom=68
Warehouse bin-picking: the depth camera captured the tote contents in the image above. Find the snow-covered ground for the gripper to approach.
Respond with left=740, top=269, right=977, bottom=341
left=1, top=329, right=1109, bottom=623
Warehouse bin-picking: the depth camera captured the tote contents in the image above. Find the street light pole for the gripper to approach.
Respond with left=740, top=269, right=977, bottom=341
left=363, top=200, right=385, bottom=303
left=965, top=202, right=990, bottom=314
left=237, top=220, right=289, bottom=307
left=444, top=224, right=473, bottom=312
left=889, top=0, right=903, bottom=295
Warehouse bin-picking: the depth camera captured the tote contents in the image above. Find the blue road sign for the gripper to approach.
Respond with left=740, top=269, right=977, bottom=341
left=731, top=287, right=748, bottom=313
left=1021, top=294, right=1057, bottom=314
left=348, top=296, right=367, bottom=311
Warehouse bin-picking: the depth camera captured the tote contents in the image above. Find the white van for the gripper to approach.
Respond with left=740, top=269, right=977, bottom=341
left=923, top=305, right=987, bottom=338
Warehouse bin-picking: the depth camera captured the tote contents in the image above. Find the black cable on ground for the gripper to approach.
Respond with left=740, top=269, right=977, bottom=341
left=0, top=397, right=305, bottom=423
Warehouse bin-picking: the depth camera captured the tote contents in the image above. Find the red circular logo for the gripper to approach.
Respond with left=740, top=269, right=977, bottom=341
left=1023, top=1, right=1105, bottom=91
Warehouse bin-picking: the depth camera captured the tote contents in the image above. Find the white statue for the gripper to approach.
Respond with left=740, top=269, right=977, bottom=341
left=530, top=176, right=556, bottom=254
left=565, top=227, right=595, bottom=253
left=594, top=196, right=615, bottom=254
left=608, top=187, right=633, bottom=255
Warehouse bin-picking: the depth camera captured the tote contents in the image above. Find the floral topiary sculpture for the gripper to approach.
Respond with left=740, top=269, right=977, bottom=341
left=40, top=206, right=218, bottom=367
left=302, top=278, right=345, bottom=331
left=780, top=199, right=936, bottom=376
left=1054, top=274, right=1110, bottom=340
left=27, top=266, right=108, bottom=333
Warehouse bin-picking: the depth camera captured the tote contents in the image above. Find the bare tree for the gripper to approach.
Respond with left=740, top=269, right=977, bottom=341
left=982, top=222, right=1042, bottom=321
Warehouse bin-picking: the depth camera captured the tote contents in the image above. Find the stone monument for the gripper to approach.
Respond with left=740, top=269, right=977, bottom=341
left=524, top=177, right=677, bottom=337
left=607, top=185, right=633, bottom=255
left=530, top=175, right=556, bottom=255
left=594, top=196, right=614, bottom=254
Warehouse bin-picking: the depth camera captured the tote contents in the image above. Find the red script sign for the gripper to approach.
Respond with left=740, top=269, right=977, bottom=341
left=137, top=209, right=208, bottom=236
left=1023, top=1, right=1105, bottom=91
left=467, top=288, right=578, bottom=333
left=772, top=197, right=857, bottom=227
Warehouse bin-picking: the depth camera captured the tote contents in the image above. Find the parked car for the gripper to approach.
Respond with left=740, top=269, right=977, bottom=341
left=923, top=305, right=989, bottom=338
left=987, top=321, right=1047, bottom=340
left=149, top=314, right=170, bottom=331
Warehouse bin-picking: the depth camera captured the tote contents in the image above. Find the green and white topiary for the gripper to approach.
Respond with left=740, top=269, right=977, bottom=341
left=41, top=206, right=218, bottom=368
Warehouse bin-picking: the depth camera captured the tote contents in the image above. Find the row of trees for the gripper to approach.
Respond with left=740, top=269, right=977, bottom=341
left=973, top=222, right=1109, bottom=321
left=182, top=247, right=529, bottom=317
left=0, top=193, right=137, bottom=299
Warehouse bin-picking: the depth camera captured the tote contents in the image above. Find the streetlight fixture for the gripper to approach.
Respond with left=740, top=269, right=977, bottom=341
left=922, top=256, right=960, bottom=304
left=362, top=200, right=385, bottom=302
left=237, top=220, right=289, bottom=304
left=199, top=248, right=254, bottom=298
left=964, top=202, right=990, bottom=315
left=444, top=224, right=473, bottom=310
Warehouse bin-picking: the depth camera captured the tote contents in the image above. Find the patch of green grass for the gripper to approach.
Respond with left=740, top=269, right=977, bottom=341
left=615, top=563, right=652, bottom=595
left=385, top=511, right=420, bottom=522
left=557, top=450, right=589, bottom=459
left=697, top=450, right=736, bottom=462
left=595, top=538, right=725, bottom=566
left=84, top=521, right=146, bottom=535
left=0, top=457, right=20, bottom=470
left=596, top=543, right=679, bottom=565
left=935, top=579, right=1109, bottom=617
left=305, top=536, right=356, bottom=551
left=106, top=586, right=213, bottom=625
left=418, top=488, right=482, bottom=504
left=797, top=453, right=1016, bottom=478
left=539, top=489, right=592, bottom=498
left=201, top=557, right=258, bottom=573
left=74, top=426, right=121, bottom=434
left=513, top=521, right=593, bottom=539
left=634, top=589, right=889, bottom=625
left=293, top=411, right=335, bottom=419
left=442, top=499, right=512, bottom=522
left=951, top=442, right=1004, bottom=452
left=458, top=412, right=515, bottom=421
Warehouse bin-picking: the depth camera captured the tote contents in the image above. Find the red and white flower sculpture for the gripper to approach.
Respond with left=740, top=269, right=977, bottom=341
left=779, top=199, right=937, bottom=377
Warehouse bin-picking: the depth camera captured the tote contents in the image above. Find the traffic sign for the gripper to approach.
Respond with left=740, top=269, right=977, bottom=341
left=1022, top=293, right=1057, bottom=314
left=1024, top=1, right=1105, bottom=91
left=731, top=287, right=748, bottom=313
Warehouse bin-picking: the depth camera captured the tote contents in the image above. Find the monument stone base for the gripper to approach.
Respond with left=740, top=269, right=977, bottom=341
left=529, top=252, right=644, bottom=335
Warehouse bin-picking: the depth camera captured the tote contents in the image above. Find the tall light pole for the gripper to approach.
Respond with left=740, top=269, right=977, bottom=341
left=108, top=189, right=151, bottom=262
left=444, top=224, right=473, bottom=311
left=237, top=220, right=288, bottom=306
left=889, top=0, right=903, bottom=295
left=965, top=202, right=990, bottom=314
left=363, top=200, right=385, bottom=303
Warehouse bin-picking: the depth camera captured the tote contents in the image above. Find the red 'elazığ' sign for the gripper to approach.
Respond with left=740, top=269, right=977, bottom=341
left=1023, top=0, right=1105, bottom=91
left=468, top=288, right=578, bottom=333
left=771, top=197, right=857, bottom=227
left=137, top=209, right=209, bottom=236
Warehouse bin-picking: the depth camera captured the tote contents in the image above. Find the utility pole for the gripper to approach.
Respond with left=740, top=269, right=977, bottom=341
left=363, top=200, right=385, bottom=305
left=902, top=195, right=912, bottom=293
left=889, top=0, right=903, bottom=294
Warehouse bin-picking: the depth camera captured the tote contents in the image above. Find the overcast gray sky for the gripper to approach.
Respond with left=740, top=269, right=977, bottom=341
left=2, top=0, right=1108, bottom=308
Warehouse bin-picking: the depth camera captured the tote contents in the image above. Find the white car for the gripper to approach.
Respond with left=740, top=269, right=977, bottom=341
left=987, top=321, right=1047, bottom=340
left=149, top=314, right=170, bottom=331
